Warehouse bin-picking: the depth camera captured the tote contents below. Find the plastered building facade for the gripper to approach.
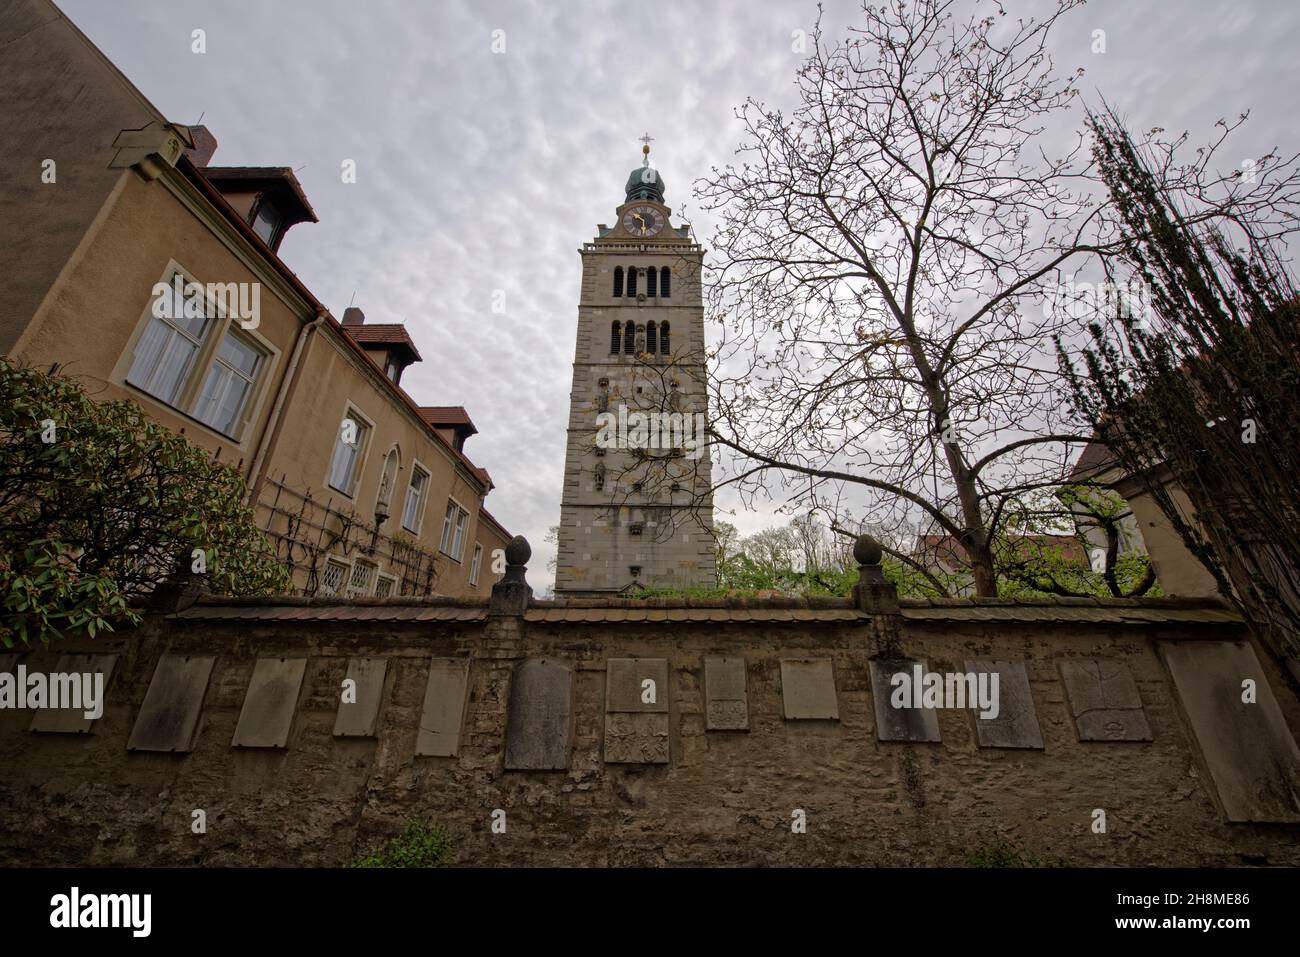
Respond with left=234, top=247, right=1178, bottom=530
left=0, top=0, right=510, bottom=599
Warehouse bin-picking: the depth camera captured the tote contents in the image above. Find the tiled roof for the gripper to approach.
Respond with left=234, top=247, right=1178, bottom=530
left=899, top=596, right=1240, bottom=624
left=913, top=533, right=1088, bottom=566
left=169, top=595, right=1239, bottom=626
left=174, top=598, right=487, bottom=622
left=419, top=406, right=477, bottom=432
left=199, top=165, right=319, bottom=224
left=344, top=323, right=422, bottom=361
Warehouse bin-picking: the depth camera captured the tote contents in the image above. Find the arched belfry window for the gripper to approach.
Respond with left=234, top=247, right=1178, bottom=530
left=610, top=321, right=621, bottom=354
left=659, top=321, right=670, bottom=354
left=613, top=266, right=623, bottom=298
left=647, top=268, right=657, bottom=298
left=646, top=321, right=657, bottom=355
left=626, top=268, right=638, bottom=297
left=623, top=320, right=635, bottom=354
left=660, top=267, right=670, bottom=297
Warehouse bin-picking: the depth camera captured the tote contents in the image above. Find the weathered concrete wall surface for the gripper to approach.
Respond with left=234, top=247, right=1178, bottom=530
left=2, top=595, right=1298, bottom=867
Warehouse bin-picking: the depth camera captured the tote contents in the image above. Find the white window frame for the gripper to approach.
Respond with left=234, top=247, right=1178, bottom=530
left=192, top=330, right=264, bottom=437
left=374, top=572, right=398, bottom=598
left=327, top=401, right=374, bottom=498
left=439, top=498, right=468, bottom=562
left=320, top=557, right=350, bottom=596
left=345, top=558, right=378, bottom=598
left=469, top=543, right=484, bottom=586
left=401, top=460, right=431, bottom=534
left=117, top=262, right=277, bottom=442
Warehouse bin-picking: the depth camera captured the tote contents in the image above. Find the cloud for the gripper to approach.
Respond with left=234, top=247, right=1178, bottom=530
left=58, top=0, right=1300, bottom=584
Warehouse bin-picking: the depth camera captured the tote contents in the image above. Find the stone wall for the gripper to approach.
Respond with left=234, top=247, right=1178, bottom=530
left=2, top=583, right=1299, bottom=867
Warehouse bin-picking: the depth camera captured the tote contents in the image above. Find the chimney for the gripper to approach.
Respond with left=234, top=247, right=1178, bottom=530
left=184, top=125, right=219, bottom=167
left=342, top=307, right=365, bottom=326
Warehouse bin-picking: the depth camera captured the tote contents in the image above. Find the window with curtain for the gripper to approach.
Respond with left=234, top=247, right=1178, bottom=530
left=439, top=500, right=468, bottom=560
left=126, top=272, right=270, bottom=439
left=328, top=411, right=370, bottom=495
left=402, top=465, right=429, bottom=532
left=126, top=286, right=210, bottom=406
left=192, top=333, right=259, bottom=436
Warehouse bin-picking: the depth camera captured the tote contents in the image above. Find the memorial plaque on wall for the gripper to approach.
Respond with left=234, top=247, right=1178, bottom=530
left=1162, top=641, right=1300, bottom=823
left=504, top=658, right=572, bottom=770
left=963, top=659, right=1043, bottom=749
left=231, top=657, right=307, bottom=749
left=780, top=659, right=839, bottom=720
left=127, top=655, right=215, bottom=753
left=333, top=657, right=388, bottom=738
left=704, top=656, right=748, bottom=731
left=1058, top=658, right=1152, bottom=742
left=868, top=658, right=941, bottom=743
left=29, top=654, right=118, bottom=734
left=415, top=658, right=471, bottom=757
left=604, top=658, right=670, bottom=763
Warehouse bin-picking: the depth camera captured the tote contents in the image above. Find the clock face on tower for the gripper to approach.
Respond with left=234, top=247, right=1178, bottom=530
left=622, top=205, right=664, bottom=237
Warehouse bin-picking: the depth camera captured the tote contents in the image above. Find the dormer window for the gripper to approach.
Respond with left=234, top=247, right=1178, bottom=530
left=385, top=358, right=400, bottom=384
left=252, top=199, right=283, bottom=248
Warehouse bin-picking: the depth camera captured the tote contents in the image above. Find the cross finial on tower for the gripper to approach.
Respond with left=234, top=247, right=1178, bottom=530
left=639, top=132, right=654, bottom=166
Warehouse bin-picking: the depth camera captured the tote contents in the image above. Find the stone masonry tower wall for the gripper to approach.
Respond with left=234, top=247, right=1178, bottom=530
left=555, top=153, right=716, bottom=596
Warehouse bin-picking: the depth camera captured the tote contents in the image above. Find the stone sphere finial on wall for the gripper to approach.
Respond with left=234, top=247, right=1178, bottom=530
left=853, top=533, right=884, bottom=568
left=505, top=535, right=531, bottom=568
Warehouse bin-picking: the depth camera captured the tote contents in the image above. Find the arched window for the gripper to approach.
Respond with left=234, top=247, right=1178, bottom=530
left=626, top=267, right=638, bottom=297
left=623, top=320, right=635, bottom=354
left=660, top=267, right=670, bottom=297
left=610, top=320, right=621, bottom=353
left=646, top=321, right=657, bottom=355
left=613, top=266, right=623, bottom=298
left=659, top=321, right=670, bottom=354
left=646, top=268, right=657, bottom=297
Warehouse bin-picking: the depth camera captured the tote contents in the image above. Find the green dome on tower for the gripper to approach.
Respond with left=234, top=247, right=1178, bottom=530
left=625, top=142, right=666, bottom=202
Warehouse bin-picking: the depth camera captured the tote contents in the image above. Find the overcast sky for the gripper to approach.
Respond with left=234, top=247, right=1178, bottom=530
left=59, top=0, right=1300, bottom=586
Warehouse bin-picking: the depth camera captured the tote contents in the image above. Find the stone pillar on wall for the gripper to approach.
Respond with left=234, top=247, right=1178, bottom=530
left=851, top=533, right=903, bottom=657
left=489, top=535, right=532, bottom=617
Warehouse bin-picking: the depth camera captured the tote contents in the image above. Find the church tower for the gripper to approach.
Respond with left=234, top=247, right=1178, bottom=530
left=554, top=140, right=716, bottom=596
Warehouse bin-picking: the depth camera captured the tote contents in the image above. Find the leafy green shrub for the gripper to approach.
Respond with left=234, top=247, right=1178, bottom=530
left=353, top=819, right=452, bottom=868
left=0, top=358, right=289, bottom=646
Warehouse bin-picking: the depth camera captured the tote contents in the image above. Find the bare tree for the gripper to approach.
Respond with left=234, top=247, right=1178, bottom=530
left=695, top=0, right=1295, bottom=595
